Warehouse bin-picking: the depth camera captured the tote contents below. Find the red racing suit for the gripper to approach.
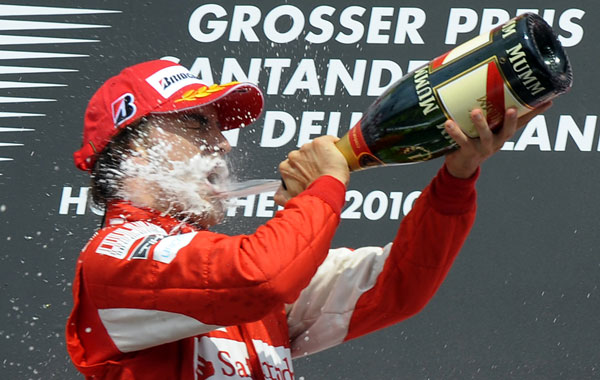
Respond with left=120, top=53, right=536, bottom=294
left=66, top=165, right=478, bottom=379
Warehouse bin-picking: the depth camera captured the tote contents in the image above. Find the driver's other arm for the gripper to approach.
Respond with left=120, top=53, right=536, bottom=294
left=284, top=104, right=552, bottom=357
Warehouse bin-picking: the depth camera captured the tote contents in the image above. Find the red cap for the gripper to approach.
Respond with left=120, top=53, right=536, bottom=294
left=73, top=59, right=264, bottom=171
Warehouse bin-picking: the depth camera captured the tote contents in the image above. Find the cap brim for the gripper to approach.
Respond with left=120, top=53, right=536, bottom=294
left=151, top=82, right=264, bottom=131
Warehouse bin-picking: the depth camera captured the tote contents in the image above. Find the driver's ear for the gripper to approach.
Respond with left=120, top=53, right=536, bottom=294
left=131, top=141, right=148, bottom=159
left=126, top=117, right=153, bottom=160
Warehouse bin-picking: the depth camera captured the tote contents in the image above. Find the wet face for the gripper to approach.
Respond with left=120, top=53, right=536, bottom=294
left=119, top=104, right=234, bottom=228
left=145, top=105, right=231, bottom=161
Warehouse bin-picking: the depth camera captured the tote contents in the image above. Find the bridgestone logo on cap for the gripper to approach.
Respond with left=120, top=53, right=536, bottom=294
left=111, top=93, right=137, bottom=126
left=145, top=66, right=205, bottom=98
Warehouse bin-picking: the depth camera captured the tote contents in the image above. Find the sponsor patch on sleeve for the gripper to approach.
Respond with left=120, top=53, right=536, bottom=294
left=152, top=232, right=197, bottom=264
left=96, top=222, right=167, bottom=260
left=130, top=235, right=163, bottom=260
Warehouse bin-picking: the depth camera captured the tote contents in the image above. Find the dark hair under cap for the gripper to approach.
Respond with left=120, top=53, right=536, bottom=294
left=89, top=119, right=150, bottom=207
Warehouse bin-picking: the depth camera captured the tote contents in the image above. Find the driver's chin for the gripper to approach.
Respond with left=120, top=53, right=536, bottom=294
left=170, top=199, right=226, bottom=229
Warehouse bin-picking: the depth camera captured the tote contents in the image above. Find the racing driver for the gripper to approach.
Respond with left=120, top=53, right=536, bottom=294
left=66, top=59, right=550, bottom=379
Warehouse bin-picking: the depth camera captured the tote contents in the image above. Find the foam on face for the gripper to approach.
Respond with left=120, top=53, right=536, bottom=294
left=116, top=138, right=235, bottom=226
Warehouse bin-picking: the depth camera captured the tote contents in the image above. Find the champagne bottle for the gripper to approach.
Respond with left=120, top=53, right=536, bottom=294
left=336, top=12, right=573, bottom=171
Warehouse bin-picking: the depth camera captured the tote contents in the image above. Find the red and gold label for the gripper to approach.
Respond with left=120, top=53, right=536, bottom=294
left=336, top=122, right=383, bottom=171
left=435, top=58, right=531, bottom=137
left=430, top=33, right=492, bottom=72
